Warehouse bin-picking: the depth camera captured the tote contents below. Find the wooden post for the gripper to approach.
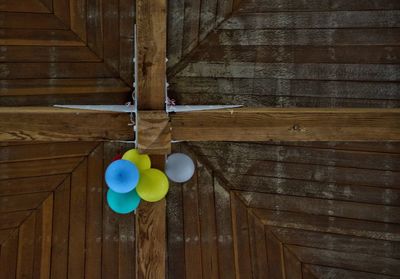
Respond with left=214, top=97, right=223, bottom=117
left=135, top=0, right=167, bottom=278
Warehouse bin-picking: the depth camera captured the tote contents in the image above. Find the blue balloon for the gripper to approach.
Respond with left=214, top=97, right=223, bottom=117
left=105, top=159, right=140, bottom=193
left=107, top=188, right=141, bottom=214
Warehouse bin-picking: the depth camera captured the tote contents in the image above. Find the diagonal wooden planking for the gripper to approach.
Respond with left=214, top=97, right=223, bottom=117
left=167, top=143, right=400, bottom=278
left=0, top=0, right=134, bottom=106
left=0, top=142, right=137, bottom=278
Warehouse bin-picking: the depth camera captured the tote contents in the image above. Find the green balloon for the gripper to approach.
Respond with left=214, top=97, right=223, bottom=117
left=107, top=188, right=141, bottom=214
left=136, top=168, right=169, bottom=202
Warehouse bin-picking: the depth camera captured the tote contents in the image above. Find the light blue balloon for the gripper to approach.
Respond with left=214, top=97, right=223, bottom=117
left=107, top=188, right=141, bottom=214
left=105, top=159, right=140, bottom=193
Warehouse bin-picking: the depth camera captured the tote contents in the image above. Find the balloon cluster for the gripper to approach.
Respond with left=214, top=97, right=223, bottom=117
left=105, top=149, right=169, bottom=214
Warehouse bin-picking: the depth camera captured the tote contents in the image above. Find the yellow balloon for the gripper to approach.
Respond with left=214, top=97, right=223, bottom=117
left=136, top=168, right=169, bottom=202
left=122, top=149, right=151, bottom=171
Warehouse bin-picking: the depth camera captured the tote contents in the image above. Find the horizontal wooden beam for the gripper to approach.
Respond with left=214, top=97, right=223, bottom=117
left=0, top=107, right=132, bottom=141
left=170, top=108, right=400, bottom=141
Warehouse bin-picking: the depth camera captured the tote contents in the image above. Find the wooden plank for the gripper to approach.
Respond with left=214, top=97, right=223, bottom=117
left=137, top=111, right=171, bottom=154
left=118, top=215, right=136, bottom=279
left=212, top=29, right=400, bottom=46
left=68, top=160, right=87, bottom=279
left=16, top=213, right=36, bottom=279
left=238, top=191, right=400, bottom=223
left=0, top=63, right=115, bottom=79
left=86, top=0, right=103, bottom=58
left=283, top=247, right=302, bottom=279
left=70, top=0, right=87, bottom=41
left=0, top=13, right=65, bottom=29
left=0, top=0, right=50, bottom=13
left=0, top=192, right=50, bottom=213
left=0, top=46, right=100, bottom=62
left=0, top=107, right=132, bottom=142
left=252, top=209, right=400, bottom=241
left=231, top=193, right=252, bottom=278
left=167, top=144, right=185, bottom=279
left=136, top=0, right=166, bottom=110
left=181, top=159, right=203, bottom=279
left=193, top=142, right=400, bottom=171
left=213, top=178, right=236, bottom=279
left=171, top=77, right=400, bottom=101
left=167, top=0, right=184, bottom=68
left=182, top=0, right=201, bottom=56
left=190, top=45, right=400, bottom=64
left=0, top=142, right=97, bottom=162
left=199, top=0, right=218, bottom=41
left=0, top=157, right=82, bottom=179
left=266, top=230, right=285, bottom=279
left=0, top=175, right=65, bottom=196
left=303, top=264, right=398, bottom=279
left=221, top=11, right=400, bottom=29
left=247, top=211, right=268, bottom=279
left=119, top=0, right=135, bottom=85
left=33, top=194, right=53, bottom=279
left=102, top=0, right=120, bottom=74
left=0, top=30, right=84, bottom=46
left=50, top=177, right=70, bottom=279
left=238, top=0, right=400, bottom=12
left=217, top=0, right=233, bottom=24
left=136, top=155, right=166, bottom=279
left=0, top=211, right=32, bottom=230
left=102, top=143, right=120, bottom=279
left=178, top=62, right=400, bottom=81
left=53, top=0, right=70, bottom=26
left=207, top=156, right=399, bottom=189
left=171, top=108, right=400, bottom=141
left=0, top=230, right=18, bottom=279
left=271, top=227, right=400, bottom=259
left=197, top=159, right=219, bottom=278
left=289, top=245, right=400, bottom=276
left=85, top=144, right=103, bottom=279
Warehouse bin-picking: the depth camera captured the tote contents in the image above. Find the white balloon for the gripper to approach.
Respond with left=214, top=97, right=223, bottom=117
left=165, top=153, right=195, bottom=183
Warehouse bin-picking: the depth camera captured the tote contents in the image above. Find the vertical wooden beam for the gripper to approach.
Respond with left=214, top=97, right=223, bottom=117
left=135, top=0, right=167, bottom=278
left=136, top=0, right=166, bottom=110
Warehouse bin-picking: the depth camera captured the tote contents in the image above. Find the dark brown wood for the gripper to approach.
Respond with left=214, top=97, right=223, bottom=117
left=171, top=108, right=400, bottom=141
left=0, top=107, right=132, bottom=142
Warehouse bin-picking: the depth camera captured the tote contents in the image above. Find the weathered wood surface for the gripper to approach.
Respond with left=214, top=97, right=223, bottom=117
left=137, top=111, right=171, bottom=154
left=0, top=0, right=134, bottom=106
left=170, top=0, right=400, bottom=108
left=171, top=108, right=400, bottom=141
left=167, top=142, right=400, bottom=278
left=135, top=1, right=167, bottom=277
left=0, top=107, right=132, bottom=141
left=136, top=0, right=166, bottom=110
left=0, top=142, right=137, bottom=279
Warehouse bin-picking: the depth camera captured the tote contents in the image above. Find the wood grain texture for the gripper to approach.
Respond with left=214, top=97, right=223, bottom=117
left=0, top=142, right=136, bottom=279
left=171, top=108, right=400, bottom=141
left=170, top=1, right=400, bottom=108
left=136, top=0, right=166, bottom=110
left=137, top=111, right=171, bottom=154
left=167, top=142, right=400, bottom=278
left=136, top=155, right=166, bottom=279
left=0, top=107, right=132, bottom=141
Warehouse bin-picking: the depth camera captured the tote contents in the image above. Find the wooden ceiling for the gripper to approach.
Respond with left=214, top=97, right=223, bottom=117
left=168, top=142, right=400, bottom=278
left=169, top=0, right=400, bottom=108
left=0, top=0, right=134, bottom=105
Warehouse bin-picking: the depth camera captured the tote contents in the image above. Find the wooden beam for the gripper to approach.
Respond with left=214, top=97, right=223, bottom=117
left=137, top=111, right=171, bottom=155
left=136, top=0, right=166, bottom=110
left=171, top=108, right=400, bottom=141
left=0, top=107, right=132, bottom=141
left=135, top=0, right=167, bottom=278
